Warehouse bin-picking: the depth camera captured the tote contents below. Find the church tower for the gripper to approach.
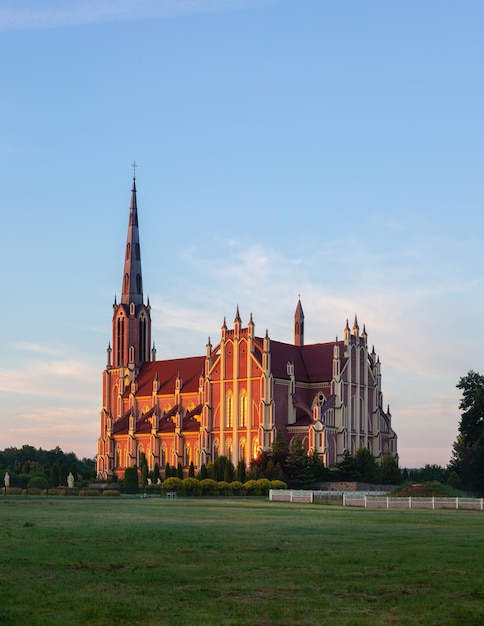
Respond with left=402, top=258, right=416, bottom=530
left=111, top=175, right=151, bottom=370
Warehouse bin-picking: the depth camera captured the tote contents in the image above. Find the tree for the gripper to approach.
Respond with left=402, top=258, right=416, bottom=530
left=335, top=450, right=358, bottom=480
left=378, top=452, right=402, bottom=485
left=449, top=370, right=484, bottom=492
left=285, top=437, right=310, bottom=488
left=124, top=465, right=138, bottom=493
left=354, top=448, right=378, bottom=483
left=152, top=462, right=160, bottom=484
left=188, top=461, right=195, bottom=478
left=236, top=459, right=246, bottom=483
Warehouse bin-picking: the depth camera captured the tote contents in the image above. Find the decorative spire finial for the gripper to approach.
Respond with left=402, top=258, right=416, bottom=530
left=131, top=161, right=138, bottom=179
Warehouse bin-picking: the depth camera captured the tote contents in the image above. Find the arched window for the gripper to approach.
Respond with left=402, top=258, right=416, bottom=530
left=239, top=390, right=247, bottom=428
left=252, top=437, right=259, bottom=459
left=213, top=439, right=219, bottom=460
left=114, top=445, right=121, bottom=468
left=226, top=392, right=233, bottom=428
left=240, top=438, right=246, bottom=462
left=184, top=444, right=191, bottom=467
left=116, top=315, right=125, bottom=365
left=226, top=439, right=233, bottom=461
left=138, top=314, right=147, bottom=363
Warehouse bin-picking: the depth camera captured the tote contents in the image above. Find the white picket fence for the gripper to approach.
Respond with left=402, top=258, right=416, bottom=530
left=269, top=490, right=484, bottom=510
left=343, top=494, right=484, bottom=510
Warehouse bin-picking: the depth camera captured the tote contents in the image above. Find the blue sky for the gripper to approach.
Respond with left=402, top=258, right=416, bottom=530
left=0, top=0, right=482, bottom=467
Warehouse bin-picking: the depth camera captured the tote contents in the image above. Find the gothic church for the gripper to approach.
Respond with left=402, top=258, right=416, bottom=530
left=96, top=178, right=397, bottom=479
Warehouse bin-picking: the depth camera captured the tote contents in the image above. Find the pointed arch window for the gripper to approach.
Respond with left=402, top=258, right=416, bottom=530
left=226, top=391, right=233, bottom=428
left=184, top=444, right=191, bottom=467
left=139, top=313, right=147, bottom=363
left=239, top=390, right=248, bottom=428
left=116, top=315, right=125, bottom=366
left=114, top=445, right=121, bottom=468
left=252, top=438, right=259, bottom=460
left=226, top=439, right=233, bottom=461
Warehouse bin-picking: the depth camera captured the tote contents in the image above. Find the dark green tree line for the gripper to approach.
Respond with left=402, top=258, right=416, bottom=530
left=449, top=370, right=484, bottom=492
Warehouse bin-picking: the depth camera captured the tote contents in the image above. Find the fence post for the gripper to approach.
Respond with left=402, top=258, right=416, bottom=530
left=387, top=496, right=389, bottom=509
left=432, top=497, right=435, bottom=510
left=342, top=493, right=346, bottom=507
left=481, top=498, right=483, bottom=511
left=364, top=495, right=367, bottom=509
left=456, top=497, right=459, bottom=510
left=409, top=497, right=411, bottom=509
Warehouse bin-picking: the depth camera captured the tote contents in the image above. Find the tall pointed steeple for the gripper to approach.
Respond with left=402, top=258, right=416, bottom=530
left=111, top=172, right=151, bottom=369
left=294, top=298, right=304, bottom=347
left=121, top=176, right=143, bottom=307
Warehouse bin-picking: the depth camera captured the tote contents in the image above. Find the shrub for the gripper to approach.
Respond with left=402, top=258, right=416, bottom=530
left=182, top=478, right=202, bottom=496
left=22, top=488, right=42, bottom=495
left=243, top=480, right=261, bottom=496
left=270, top=480, right=288, bottom=490
left=41, top=489, right=60, bottom=496
left=199, top=478, right=218, bottom=496
left=27, top=476, right=49, bottom=490
left=217, top=481, right=231, bottom=496
left=230, top=481, right=246, bottom=496
left=58, top=487, right=79, bottom=496
left=5, top=488, right=23, bottom=495
left=78, top=489, right=101, bottom=496
left=144, top=483, right=160, bottom=495
left=256, top=478, right=272, bottom=495
left=102, top=490, right=120, bottom=497
left=161, top=477, right=183, bottom=495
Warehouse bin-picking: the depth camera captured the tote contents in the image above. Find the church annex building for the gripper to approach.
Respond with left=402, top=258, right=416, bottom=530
left=96, top=178, right=397, bottom=479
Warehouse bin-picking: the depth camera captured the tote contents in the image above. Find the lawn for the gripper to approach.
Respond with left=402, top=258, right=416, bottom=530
left=0, top=496, right=483, bottom=625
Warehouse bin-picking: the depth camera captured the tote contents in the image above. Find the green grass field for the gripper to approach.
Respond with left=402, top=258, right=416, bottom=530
left=0, top=497, right=483, bottom=625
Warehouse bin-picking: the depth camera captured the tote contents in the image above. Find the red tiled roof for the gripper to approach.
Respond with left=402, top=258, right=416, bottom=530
left=125, top=356, right=205, bottom=398
left=270, top=340, right=347, bottom=383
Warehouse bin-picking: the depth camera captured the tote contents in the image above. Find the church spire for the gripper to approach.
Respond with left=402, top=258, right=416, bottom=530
left=111, top=171, right=152, bottom=369
left=121, top=174, right=143, bottom=306
left=294, top=297, right=304, bottom=347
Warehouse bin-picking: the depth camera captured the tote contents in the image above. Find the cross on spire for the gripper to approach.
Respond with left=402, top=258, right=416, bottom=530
left=131, top=161, right=138, bottom=179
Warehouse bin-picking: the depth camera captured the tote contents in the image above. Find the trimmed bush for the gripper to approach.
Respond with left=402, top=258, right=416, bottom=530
left=230, top=481, right=246, bottom=496
left=161, top=477, right=183, bottom=494
left=270, top=480, right=288, bottom=490
left=41, top=489, right=60, bottom=496
left=256, top=479, right=272, bottom=495
left=22, top=488, right=42, bottom=495
left=182, top=478, right=202, bottom=496
left=58, top=487, right=79, bottom=496
left=102, top=490, right=120, bottom=497
left=217, top=481, right=231, bottom=496
left=243, top=480, right=261, bottom=496
left=27, top=476, right=50, bottom=490
left=5, top=488, right=23, bottom=495
left=199, top=478, right=218, bottom=496
left=78, top=489, right=101, bottom=496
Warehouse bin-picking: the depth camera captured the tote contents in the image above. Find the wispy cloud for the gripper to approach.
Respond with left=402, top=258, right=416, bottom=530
left=0, top=358, right=98, bottom=397
left=0, top=0, right=271, bottom=31
left=10, top=342, right=64, bottom=357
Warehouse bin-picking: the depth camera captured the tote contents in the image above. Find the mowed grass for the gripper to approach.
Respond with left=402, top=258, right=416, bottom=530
left=0, top=498, right=483, bottom=626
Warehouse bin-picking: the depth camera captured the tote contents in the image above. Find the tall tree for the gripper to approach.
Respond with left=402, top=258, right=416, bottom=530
left=450, top=370, right=484, bottom=492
